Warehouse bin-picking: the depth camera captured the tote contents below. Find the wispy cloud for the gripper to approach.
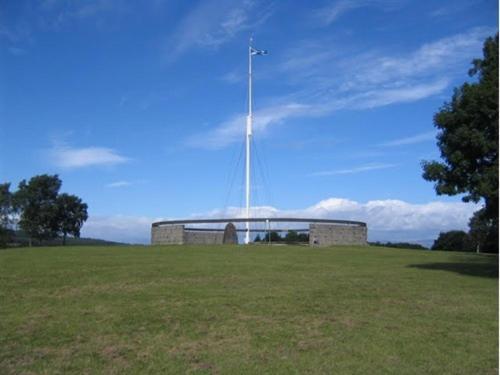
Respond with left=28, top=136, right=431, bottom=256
left=339, top=27, right=492, bottom=90
left=275, top=136, right=343, bottom=151
left=8, top=47, right=27, bottom=56
left=430, top=1, right=474, bottom=18
left=0, top=23, right=32, bottom=44
left=221, top=70, right=244, bottom=84
left=190, top=79, right=446, bottom=150
left=346, top=79, right=449, bottom=109
left=1, top=0, right=130, bottom=52
left=379, top=131, right=436, bottom=147
left=39, top=0, right=129, bottom=29
left=106, top=181, right=132, bottom=188
left=49, top=144, right=129, bottom=169
left=105, top=179, right=148, bottom=188
left=310, top=163, right=398, bottom=176
left=186, top=102, right=312, bottom=149
left=165, top=0, right=273, bottom=61
left=314, top=0, right=403, bottom=25
left=189, top=27, right=492, bottom=149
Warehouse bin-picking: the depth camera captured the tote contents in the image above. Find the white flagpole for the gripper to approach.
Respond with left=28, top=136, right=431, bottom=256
left=245, top=38, right=253, bottom=245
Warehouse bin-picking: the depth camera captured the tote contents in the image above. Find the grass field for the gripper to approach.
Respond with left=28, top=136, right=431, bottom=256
left=0, top=245, right=497, bottom=374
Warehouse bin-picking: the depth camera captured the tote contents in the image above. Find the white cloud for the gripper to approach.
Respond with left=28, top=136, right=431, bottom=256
left=310, top=163, right=398, bottom=176
left=379, top=131, right=436, bottom=147
left=203, top=198, right=480, bottom=245
left=49, top=145, right=129, bottom=169
left=82, top=198, right=479, bottom=245
left=325, top=198, right=477, bottom=233
left=166, top=0, right=273, bottom=61
left=188, top=27, right=491, bottom=149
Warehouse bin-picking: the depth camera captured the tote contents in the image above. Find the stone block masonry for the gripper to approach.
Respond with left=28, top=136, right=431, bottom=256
left=184, top=231, right=224, bottom=245
left=309, top=224, right=367, bottom=246
left=151, top=225, right=225, bottom=245
left=151, top=224, right=184, bottom=245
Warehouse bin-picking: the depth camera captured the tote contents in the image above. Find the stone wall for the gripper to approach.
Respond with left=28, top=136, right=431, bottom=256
left=309, top=224, right=367, bottom=246
left=184, top=231, right=224, bottom=245
left=151, top=224, right=184, bottom=245
left=152, top=222, right=367, bottom=246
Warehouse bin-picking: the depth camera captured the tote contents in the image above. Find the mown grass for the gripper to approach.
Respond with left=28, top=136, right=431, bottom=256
left=0, top=245, right=497, bottom=374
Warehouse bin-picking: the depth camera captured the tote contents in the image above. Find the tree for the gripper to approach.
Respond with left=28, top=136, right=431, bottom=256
left=254, top=234, right=261, bottom=242
left=56, top=193, right=88, bottom=245
left=422, top=34, right=498, bottom=250
left=15, top=175, right=62, bottom=246
left=0, top=183, right=14, bottom=246
left=297, top=233, right=309, bottom=242
left=422, top=35, right=498, bottom=215
left=431, top=231, right=473, bottom=252
left=468, top=208, right=498, bottom=253
left=285, top=230, right=299, bottom=243
left=284, top=230, right=309, bottom=243
left=263, top=231, right=282, bottom=242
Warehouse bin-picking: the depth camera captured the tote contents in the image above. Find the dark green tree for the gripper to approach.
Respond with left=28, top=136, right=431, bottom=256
left=468, top=208, right=498, bottom=253
left=56, top=193, right=88, bottom=245
left=285, top=230, right=299, bottom=243
left=297, top=233, right=309, bottom=242
left=422, top=34, right=498, bottom=250
left=15, top=175, right=62, bottom=246
left=263, top=231, right=282, bottom=242
left=0, top=183, right=14, bottom=246
left=431, top=230, right=473, bottom=252
left=284, top=230, right=309, bottom=243
left=254, top=234, right=261, bottom=242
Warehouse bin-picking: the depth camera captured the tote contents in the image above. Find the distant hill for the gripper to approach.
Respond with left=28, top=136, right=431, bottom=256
left=5, top=230, right=128, bottom=247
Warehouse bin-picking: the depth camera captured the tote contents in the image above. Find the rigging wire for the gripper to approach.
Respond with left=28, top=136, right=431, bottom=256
left=222, top=136, right=246, bottom=216
left=238, top=149, right=246, bottom=222
left=250, top=146, right=259, bottom=237
left=252, top=136, right=274, bottom=209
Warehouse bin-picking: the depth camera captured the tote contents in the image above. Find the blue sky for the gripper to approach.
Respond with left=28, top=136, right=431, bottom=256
left=0, top=0, right=497, bottom=244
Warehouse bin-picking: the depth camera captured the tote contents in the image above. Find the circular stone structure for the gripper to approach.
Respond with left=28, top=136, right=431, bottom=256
left=151, top=218, right=367, bottom=247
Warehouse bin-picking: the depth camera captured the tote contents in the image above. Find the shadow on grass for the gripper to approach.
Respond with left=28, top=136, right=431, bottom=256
left=409, top=261, right=498, bottom=278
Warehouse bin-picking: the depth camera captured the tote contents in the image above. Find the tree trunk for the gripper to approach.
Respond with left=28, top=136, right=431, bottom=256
left=28, top=237, right=32, bottom=247
left=63, top=233, right=67, bottom=246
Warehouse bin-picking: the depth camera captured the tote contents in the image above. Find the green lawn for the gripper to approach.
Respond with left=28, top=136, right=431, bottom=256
left=0, top=245, right=497, bottom=374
